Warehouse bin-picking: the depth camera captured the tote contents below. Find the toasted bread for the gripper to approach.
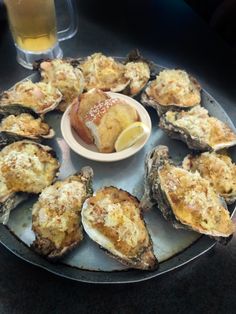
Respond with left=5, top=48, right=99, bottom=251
left=85, top=98, right=139, bottom=153
left=70, top=89, right=110, bottom=144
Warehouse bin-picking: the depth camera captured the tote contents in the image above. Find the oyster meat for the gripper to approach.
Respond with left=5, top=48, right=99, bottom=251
left=183, top=152, right=236, bottom=204
left=38, top=59, right=85, bottom=111
left=141, top=145, right=235, bottom=239
left=159, top=106, right=236, bottom=151
left=0, top=140, right=60, bottom=223
left=141, top=69, right=201, bottom=116
left=0, top=107, right=54, bottom=148
left=32, top=167, right=93, bottom=260
left=82, top=186, right=158, bottom=270
left=0, top=80, right=62, bottom=114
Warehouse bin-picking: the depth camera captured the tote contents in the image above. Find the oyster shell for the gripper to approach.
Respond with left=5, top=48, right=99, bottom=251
left=0, top=140, right=60, bottom=223
left=0, top=189, right=28, bottom=225
left=0, top=80, right=62, bottom=114
left=183, top=152, right=236, bottom=205
left=159, top=106, right=236, bottom=151
left=32, top=167, right=93, bottom=260
left=0, top=140, right=60, bottom=194
left=141, top=69, right=201, bottom=116
left=82, top=186, right=158, bottom=270
left=37, top=59, right=85, bottom=112
left=0, top=106, right=54, bottom=148
left=141, top=145, right=235, bottom=239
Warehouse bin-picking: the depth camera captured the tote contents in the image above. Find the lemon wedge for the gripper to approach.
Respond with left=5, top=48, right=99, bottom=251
left=115, top=122, right=150, bottom=152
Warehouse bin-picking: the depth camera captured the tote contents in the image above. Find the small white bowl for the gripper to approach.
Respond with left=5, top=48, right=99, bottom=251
left=61, top=92, right=152, bottom=162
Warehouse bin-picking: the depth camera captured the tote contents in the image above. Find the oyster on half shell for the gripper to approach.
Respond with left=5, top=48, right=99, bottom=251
left=0, top=140, right=60, bottom=224
left=80, top=53, right=130, bottom=93
left=141, top=69, right=201, bottom=116
left=79, top=52, right=150, bottom=96
left=141, top=145, right=235, bottom=240
left=0, top=105, right=54, bottom=148
left=82, top=186, right=158, bottom=270
left=37, top=59, right=85, bottom=112
left=0, top=80, right=62, bottom=114
left=32, top=167, right=93, bottom=260
left=159, top=106, right=236, bottom=151
left=183, top=152, right=236, bottom=205
left=123, top=50, right=150, bottom=96
left=0, top=140, right=60, bottom=194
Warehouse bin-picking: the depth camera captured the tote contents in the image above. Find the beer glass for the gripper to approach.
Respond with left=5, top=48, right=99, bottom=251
left=4, top=0, right=78, bottom=69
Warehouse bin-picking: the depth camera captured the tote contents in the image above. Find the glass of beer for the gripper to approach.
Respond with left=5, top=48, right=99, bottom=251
left=4, top=0, right=78, bottom=69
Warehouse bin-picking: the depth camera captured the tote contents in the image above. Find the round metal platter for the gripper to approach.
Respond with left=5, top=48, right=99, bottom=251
left=0, top=60, right=235, bottom=284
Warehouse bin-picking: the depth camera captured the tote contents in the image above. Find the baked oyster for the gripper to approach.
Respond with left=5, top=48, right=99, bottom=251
left=82, top=186, right=158, bottom=270
left=141, top=145, right=235, bottom=239
left=0, top=105, right=54, bottom=148
left=32, top=167, right=93, bottom=260
left=80, top=53, right=130, bottom=93
left=183, top=152, right=236, bottom=204
left=79, top=52, right=150, bottom=96
left=159, top=106, right=236, bottom=151
left=123, top=50, right=150, bottom=96
left=0, top=80, right=62, bottom=114
left=0, top=141, right=60, bottom=194
left=38, top=59, right=85, bottom=111
left=141, top=69, right=201, bottom=116
left=0, top=141, right=59, bottom=223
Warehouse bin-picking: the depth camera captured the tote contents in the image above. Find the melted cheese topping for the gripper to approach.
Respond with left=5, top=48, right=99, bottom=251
left=166, top=106, right=236, bottom=148
left=38, top=181, right=86, bottom=213
left=159, top=164, right=234, bottom=236
left=1, top=80, right=61, bottom=113
left=32, top=179, right=86, bottom=248
left=183, top=152, right=236, bottom=198
left=40, top=59, right=84, bottom=106
left=0, top=113, right=50, bottom=137
left=124, top=62, right=150, bottom=95
left=80, top=53, right=129, bottom=91
left=147, top=69, right=200, bottom=106
left=0, top=142, right=59, bottom=193
left=85, top=188, right=149, bottom=256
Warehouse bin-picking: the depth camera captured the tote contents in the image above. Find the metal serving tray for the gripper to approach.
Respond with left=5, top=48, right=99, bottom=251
left=0, top=61, right=235, bottom=284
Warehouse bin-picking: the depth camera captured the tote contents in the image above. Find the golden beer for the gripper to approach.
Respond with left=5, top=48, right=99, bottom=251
left=5, top=0, right=57, bottom=52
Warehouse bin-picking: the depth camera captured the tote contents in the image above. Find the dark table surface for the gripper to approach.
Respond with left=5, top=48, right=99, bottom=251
left=0, top=0, right=236, bottom=313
